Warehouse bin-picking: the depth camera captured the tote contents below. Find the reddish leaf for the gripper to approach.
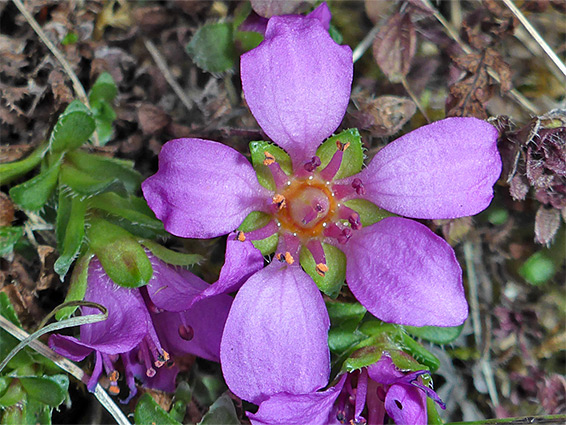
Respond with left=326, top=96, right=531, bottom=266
left=373, top=12, right=417, bottom=83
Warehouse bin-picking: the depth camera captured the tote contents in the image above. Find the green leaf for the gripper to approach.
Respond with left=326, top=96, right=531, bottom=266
left=141, top=240, right=202, bottom=267
left=404, top=324, right=464, bottom=345
left=92, top=100, right=117, bottom=145
left=397, top=332, right=440, bottom=372
left=88, top=72, right=118, bottom=105
left=328, top=24, right=343, bottom=44
left=134, top=393, right=181, bottom=425
left=65, top=150, right=141, bottom=194
left=519, top=250, right=556, bottom=285
left=19, top=375, right=68, bottom=407
left=0, top=294, right=33, bottom=372
left=0, top=383, right=25, bottom=409
left=249, top=140, right=292, bottom=191
left=234, top=30, right=263, bottom=52
left=0, top=142, right=49, bottom=184
left=0, top=292, right=21, bottom=326
left=54, top=194, right=87, bottom=279
left=49, top=100, right=96, bottom=152
left=343, top=198, right=395, bottom=227
left=186, top=22, right=237, bottom=73
left=326, top=300, right=367, bottom=327
left=300, top=243, right=346, bottom=297
left=55, top=253, right=93, bottom=320
left=61, top=31, right=78, bottom=45
left=0, top=227, right=24, bottom=257
left=238, top=211, right=278, bottom=255
left=9, top=154, right=62, bottom=211
left=87, top=219, right=153, bottom=288
left=316, top=129, right=364, bottom=179
left=88, top=192, right=164, bottom=234
left=198, top=393, right=239, bottom=425
left=427, top=397, right=444, bottom=425
left=2, top=397, right=52, bottom=425
left=59, top=163, right=125, bottom=198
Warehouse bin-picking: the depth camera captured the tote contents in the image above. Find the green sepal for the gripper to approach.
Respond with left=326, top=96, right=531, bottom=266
left=0, top=227, right=24, bottom=257
left=300, top=243, right=345, bottom=297
left=55, top=252, right=93, bottom=320
left=141, top=240, right=203, bottom=267
left=426, top=397, right=444, bottom=425
left=326, top=300, right=368, bottom=354
left=0, top=142, right=49, bottom=185
left=238, top=211, right=278, bottom=255
left=198, top=393, right=240, bottom=425
left=0, top=292, right=21, bottom=327
left=342, top=322, right=401, bottom=371
left=65, top=150, right=141, bottom=194
left=18, top=375, right=68, bottom=407
left=234, top=31, right=263, bottom=52
left=0, top=378, right=10, bottom=399
left=397, top=332, right=440, bottom=372
left=404, top=323, right=464, bottom=345
left=249, top=140, right=292, bottom=191
left=0, top=382, right=25, bottom=408
left=134, top=393, right=181, bottom=425
left=53, top=193, right=87, bottom=279
left=49, top=100, right=96, bottom=152
left=186, top=22, right=237, bottom=74
left=328, top=23, right=343, bottom=44
left=316, top=129, right=364, bottom=179
left=88, top=72, right=118, bottom=105
left=87, top=218, right=153, bottom=288
left=9, top=153, right=63, bottom=211
left=344, top=198, right=395, bottom=227
left=88, top=192, right=164, bottom=235
left=0, top=293, right=34, bottom=372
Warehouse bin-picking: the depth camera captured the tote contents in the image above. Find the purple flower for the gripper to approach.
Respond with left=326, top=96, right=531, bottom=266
left=49, top=253, right=233, bottom=401
left=249, top=353, right=444, bottom=425
left=141, top=2, right=500, bottom=416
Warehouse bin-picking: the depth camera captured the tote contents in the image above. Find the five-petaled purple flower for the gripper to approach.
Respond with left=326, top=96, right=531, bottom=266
left=49, top=253, right=234, bottom=401
left=142, top=3, right=501, bottom=420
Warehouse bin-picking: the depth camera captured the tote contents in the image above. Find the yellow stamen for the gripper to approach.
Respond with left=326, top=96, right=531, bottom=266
left=263, top=151, right=275, bottom=166
left=284, top=252, right=294, bottom=265
left=272, top=194, right=286, bottom=209
left=336, top=141, right=350, bottom=151
left=316, top=263, right=329, bottom=277
left=237, top=231, right=246, bottom=242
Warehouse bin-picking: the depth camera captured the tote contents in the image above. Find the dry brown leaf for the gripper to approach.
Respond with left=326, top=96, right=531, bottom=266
left=349, top=94, right=416, bottom=137
left=373, top=12, right=416, bottom=83
left=0, top=192, right=15, bottom=226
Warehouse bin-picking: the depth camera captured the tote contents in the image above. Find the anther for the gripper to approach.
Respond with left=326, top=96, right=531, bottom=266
left=154, top=350, right=170, bottom=368
left=109, top=370, right=120, bottom=382
left=336, top=140, right=350, bottom=151
left=304, top=156, right=321, bottom=173
left=263, top=151, right=275, bottom=166
left=284, top=252, right=294, bottom=264
left=146, top=368, right=156, bottom=378
left=316, top=263, right=329, bottom=277
left=237, top=231, right=246, bottom=242
left=109, top=385, right=120, bottom=395
left=352, top=178, right=365, bottom=195
left=272, top=194, right=286, bottom=210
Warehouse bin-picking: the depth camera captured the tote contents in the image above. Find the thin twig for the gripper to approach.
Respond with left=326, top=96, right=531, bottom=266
left=352, top=21, right=382, bottom=63
left=143, top=38, right=194, bottom=113
left=11, top=0, right=89, bottom=107
left=0, top=315, right=131, bottom=425
left=501, top=0, right=566, bottom=79
left=420, top=0, right=540, bottom=116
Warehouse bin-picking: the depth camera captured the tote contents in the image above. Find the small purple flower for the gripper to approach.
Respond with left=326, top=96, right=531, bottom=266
left=49, top=253, right=233, bottom=401
left=249, top=353, right=444, bottom=425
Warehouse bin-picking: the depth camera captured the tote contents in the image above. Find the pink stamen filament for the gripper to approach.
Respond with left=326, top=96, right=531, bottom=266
left=323, top=223, right=352, bottom=244
left=304, top=156, right=322, bottom=173
left=242, top=220, right=279, bottom=241
left=177, top=312, right=194, bottom=341
left=319, top=149, right=344, bottom=182
left=138, top=341, right=155, bottom=377
left=267, top=161, right=290, bottom=189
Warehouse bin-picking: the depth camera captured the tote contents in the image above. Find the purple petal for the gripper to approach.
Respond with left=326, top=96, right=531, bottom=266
left=367, top=355, right=405, bottom=385
left=146, top=255, right=209, bottom=312
left=123, top=349, right=178, bottom=394
left=307, top=3, right=332, bottom=30
left=384, top=384, right=428, bottom=425
left=48, top=334, right=93, bottom=361
left=241, top=14, right=352, bottom=167
left=147, top=235, right=263, bottom=311
left=78, top=258, right=149, bottom=354
left=86, top=351, right=103, bottom=392
left=344, top=217, right=468, bottom=326
left=220, top=263, right=330, bottom=404
left=353, top=117, right=501, bottom=219
left=142, top=138, right=269, bottom=238
left=152, top=292, right=233, bottom=362
left=248, top=375, right=347, bottom=425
